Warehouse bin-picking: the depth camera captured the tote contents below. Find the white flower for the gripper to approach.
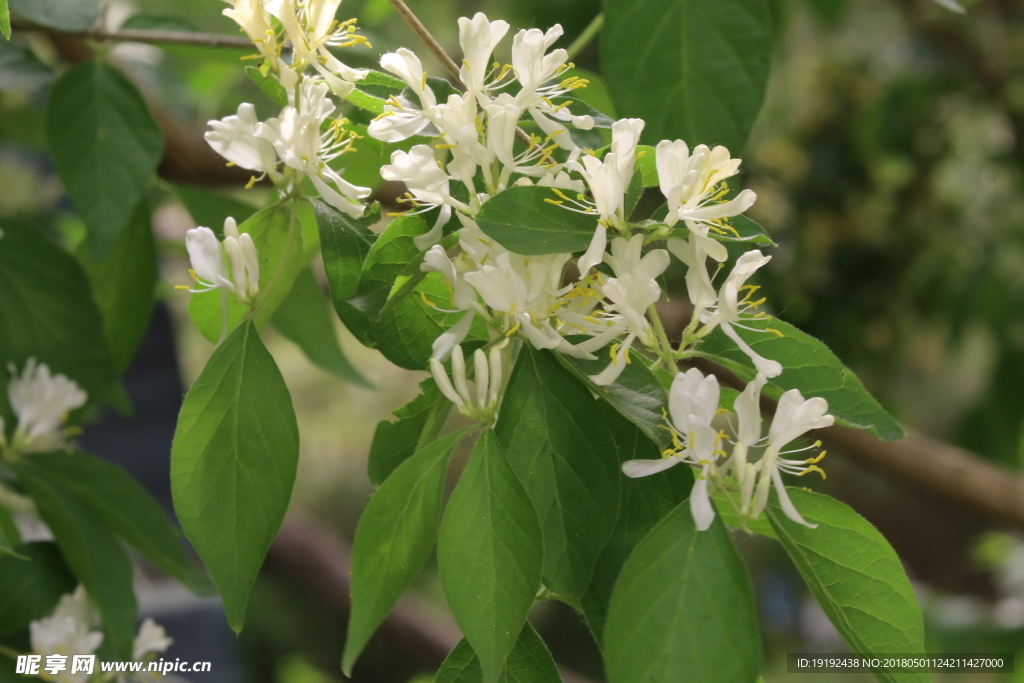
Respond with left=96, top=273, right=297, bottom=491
left=656, top=139, right=756, bottom=262
left=184, top=217, right=260, bottom=304
left=205, top=103, right=281, bottom=181
left=731, top=372, right=834, bottom=528
left=268, top=0, right=369, bottom=96
left=222, top=0, right=288, bottom=73
left=511, top=25, right=594, bottom=150
left=5, top=358, right=86, bottom=453
left=429, top=344, right=506, bottom=423
left=133, top=618, right=173, bottom=660
left=589, top=235, right=670, bottom=385
left=622, top=368, right=725, bottom=530
left=31, top=588, right=103, bottom=683
left=369, top=48, right=440, bottom=143
left=381, top=144, right=471, bottom=249
left=681, top=247, right=782, bottom=378
left=256, top=80, right=370, bottom=217
left=457, top=13, right=510, bottom=93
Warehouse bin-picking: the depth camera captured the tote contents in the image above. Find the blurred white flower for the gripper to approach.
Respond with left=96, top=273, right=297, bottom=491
left=184, top=217, right=259, bottom=305
left=4, top=358, right=86, bottom=453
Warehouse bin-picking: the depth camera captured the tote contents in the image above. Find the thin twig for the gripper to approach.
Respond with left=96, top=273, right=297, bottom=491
left=384, top=0, right=534, bottom=147
left=11, top=18, right=254, bottom=48
left=566, top=13, right=604, bottom=61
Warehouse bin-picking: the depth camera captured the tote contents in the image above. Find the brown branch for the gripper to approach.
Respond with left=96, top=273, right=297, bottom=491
left=692, top=358, right=1024, bottom=531
left=266, top=514, right=599, bottom=683
left=12, top=17, right=254, bottom=48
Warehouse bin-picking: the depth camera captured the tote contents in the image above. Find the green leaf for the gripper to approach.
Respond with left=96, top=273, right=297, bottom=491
left=343, top=428, right=471, bottom=675
left=494, top=347, right=621, bottom=601
left=187, top=201, right=304, bottom=344
left=367, top=377, right=449, bottom=485
left=766, top=489, right=926, bottom=683
left=12, top=460, right=137, bottom=659
left=0, top=543, right=76, bottom=635
left=46, top=61, right=163, bottom=258
left=315, top=198, right=377, bottom=303
left=175, top=185, right=258, bottom=235
left=0, top=0, right=8, bottom=41
left=171, top=320, right=299, bottom=632
left=76, top=201, right=156, bottom=375
left=436, top=623, right=561, bottom=683
left=15, top=451, right=208, bottom=593
left=271, top=268, right=371, bottom=386
left=437, top=431, right=543, bottom=683
left=346, top=70, right=407, bottom=114
left=0, top=503, right=21, bottom=558
left=699, top=317, right=905, bottom=440
left=602, top=0, right=772, bottom=152
left=476, top=186, right=600, bottom=255
left=8, top=0, right=98, bottom=32
left=0, top=40, right=52, bottom=89
left=0, top=218, right=119, bottom=409
left=245, top=65, right=288, bottom=107
left=584, top=404, right=691, bottom=640
left=352, top=213, right=432, bottom=318
left=558, top=346, right=671, bottom=450
left=604, top=501, right=761, bottom=683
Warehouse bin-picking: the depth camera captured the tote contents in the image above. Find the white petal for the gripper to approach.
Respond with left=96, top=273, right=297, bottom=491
left=622, top=457, right=680, bottom=478
left=771, top=468, right=816, bottom=528
left=577, top=224, right=607, bottom=276
left=690, top=474, right=717, bottom=531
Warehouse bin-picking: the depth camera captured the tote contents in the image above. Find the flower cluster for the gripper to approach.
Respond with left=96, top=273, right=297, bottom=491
left=624, top=368, right=835, bottom=530
left=1, top=358, right=86, bottom=454
left=30, top=587, right=172, bottom=683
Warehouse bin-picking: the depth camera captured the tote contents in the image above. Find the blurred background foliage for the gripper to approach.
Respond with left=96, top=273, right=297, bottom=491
left=3, top=0, right=1024, bottom=680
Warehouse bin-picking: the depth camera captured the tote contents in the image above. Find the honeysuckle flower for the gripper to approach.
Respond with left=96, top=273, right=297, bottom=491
left=30, top=587, right=103, bottom=683
left=184, top=217, right=260, bottom=304
left=732, top=373, right=835, bottom=528
left=4, top=359, right=87, bottom=453
left=511, top=25, right=594, bottom=150
left=256, top=80, right=370, bottom=217
left=382, top=144, right=472, bottom=248
left=205, top=103, right=282, bottom=182
left=590, top=235, right=670, bottom=385
left=133, top=618, right=173, bottom=660
left=368, top=48, right=441, bottom=143
left=622, top=368, right=726, bottom=530
left=666, top=235, right=717, bottom=323
left=457, top=13, right=510, bottom=93
left=429, top=344, right=506, bottom=423
left=267, top=0, right=370, bottom=96
left=656, top=139, right=756, bottom=263
left=688, top=248, right=782, bottom=378
left=222, top=0, right=289, bottom=76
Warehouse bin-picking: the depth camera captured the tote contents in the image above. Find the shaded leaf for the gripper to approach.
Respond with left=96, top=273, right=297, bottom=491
left=477, top=186, right=600, bottom=255
left=436, top=623, right=561, bottom=683
left=0, top=40, right=52, bottom=89
left=367, top=377, right=448, bottom=485
left=0, top=543, right=76, bottom=635
left=8, top=0, right=98, bottom=32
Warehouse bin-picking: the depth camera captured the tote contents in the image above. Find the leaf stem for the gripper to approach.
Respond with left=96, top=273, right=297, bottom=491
left=566, top=13, right=604, bottom=61
left=647, top=304, right=676, bottom=370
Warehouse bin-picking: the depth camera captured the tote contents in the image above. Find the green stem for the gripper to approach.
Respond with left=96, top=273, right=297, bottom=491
left=566, top=14, right=604, bottom=61
left=647, top=304, right=676, bottom=369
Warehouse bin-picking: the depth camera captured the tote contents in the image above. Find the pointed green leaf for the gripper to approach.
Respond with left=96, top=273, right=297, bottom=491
left=0, top=543, right=76, bottom=635
left=603, top=0, right=772, bottom=152
left=699, top=316, right=905, bottom=441
left=171, top=320, right=299, bottom=632
left=17, top=451, right=208, bottom=593
left=346, top=70, right=407, bottom=114
left=0, top=218, right=119, bottom=410
left=12, top=460, right=137, bottom=659
left=766, top=489, right=926, bottom=683
left=187, top=201, right=304, bottom=343
left=343, top=428, right=471, bottom=674
left=495, top=347, right=621, bottom=601
left=476, top=186, right=600, bottom=255
left=45, top=61, right=163, bottom=257
left=367, top=377, right=449, bottom=485
left=584, top=404, right=691, bottom=640
left=315, top=198, right=377, bottom=303
left=77, top=201, right=156, bottom=375
left=436, top=623, right=561, bottom=683
left=438, top=431, right=543, bottom=683
left=245, top=65, right=288, bottom=107
left=604, top=501, right=761, bottom=683
left=0, top=0, right=8, bottom=41
left=271, top=268, right=371, bottom=387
